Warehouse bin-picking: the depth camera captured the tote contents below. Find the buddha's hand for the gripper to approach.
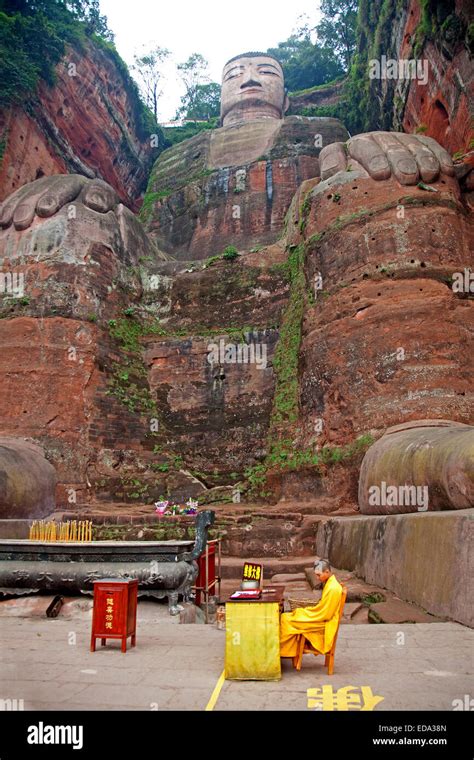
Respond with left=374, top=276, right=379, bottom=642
left=319, top=132, right=455, bottom=185
left=0, top=174, right=119, bottom=231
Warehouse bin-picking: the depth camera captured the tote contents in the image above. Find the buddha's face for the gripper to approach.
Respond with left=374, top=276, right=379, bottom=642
left=221, top=54, right=289, bottom=126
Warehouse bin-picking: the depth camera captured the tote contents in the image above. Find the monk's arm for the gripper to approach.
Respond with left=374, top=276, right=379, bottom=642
left=290, top=586, right=341, bottom=623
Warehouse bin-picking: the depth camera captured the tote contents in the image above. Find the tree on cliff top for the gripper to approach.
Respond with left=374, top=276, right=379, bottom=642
left=316, top=0, right=358, bottom=71
left=176, top=53, right=213, bottom=122
left=132, top=45, right=171, bottom=121
left=267, top=0, right=357, bottom=93
left=267, top=33, right=344, bottom=92
left=176, top=82, right=221, bottom=122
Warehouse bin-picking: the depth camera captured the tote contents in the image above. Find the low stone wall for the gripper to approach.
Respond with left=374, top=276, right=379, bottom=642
left=315, top=509, right=473, bottom=627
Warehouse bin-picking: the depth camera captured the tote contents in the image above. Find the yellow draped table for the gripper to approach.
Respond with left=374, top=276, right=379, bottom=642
left=224, top=587, right=285, bottom=681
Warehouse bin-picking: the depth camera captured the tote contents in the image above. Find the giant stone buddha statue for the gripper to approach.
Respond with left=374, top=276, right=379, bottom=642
left=0, top=50, right=471, bottom=516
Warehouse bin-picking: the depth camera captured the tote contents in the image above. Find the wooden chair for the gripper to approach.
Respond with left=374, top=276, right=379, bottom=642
left=292, top=585, right=347, bottom=674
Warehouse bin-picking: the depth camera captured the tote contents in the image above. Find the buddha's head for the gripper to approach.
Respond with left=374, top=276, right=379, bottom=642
left=220, top=52, right=289, bottom=127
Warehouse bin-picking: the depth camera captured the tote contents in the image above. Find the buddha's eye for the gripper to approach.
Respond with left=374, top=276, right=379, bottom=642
left=225, top=68, right=244, bottom=81
left=258, top=69, right=279, bottom=76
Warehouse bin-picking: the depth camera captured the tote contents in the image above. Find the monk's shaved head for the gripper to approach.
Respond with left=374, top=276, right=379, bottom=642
left=314, top=559, right=331, bottom=573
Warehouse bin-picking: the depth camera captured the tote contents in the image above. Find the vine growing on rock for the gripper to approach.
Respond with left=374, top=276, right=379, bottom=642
left=339, top=0, right=472, bottom=135
left=242, top=232, right=375, bottom=499
left=106, top=312, right=164, bottom=416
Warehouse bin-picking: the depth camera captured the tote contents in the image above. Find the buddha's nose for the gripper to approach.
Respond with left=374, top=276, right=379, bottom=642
left=241, top=78, right=262, bottom=90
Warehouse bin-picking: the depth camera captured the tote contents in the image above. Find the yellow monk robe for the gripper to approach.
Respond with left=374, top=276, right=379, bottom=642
left=280, top=574, right=343, bottom=657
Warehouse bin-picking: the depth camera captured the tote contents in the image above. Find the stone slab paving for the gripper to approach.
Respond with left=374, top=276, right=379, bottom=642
left=369, top=599, right=445, bottom=624
left=0, top=601, right=472, bottom=712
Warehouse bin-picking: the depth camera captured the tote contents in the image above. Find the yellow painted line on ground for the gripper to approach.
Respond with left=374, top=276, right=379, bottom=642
left=205, top=669, right=226, bottom=711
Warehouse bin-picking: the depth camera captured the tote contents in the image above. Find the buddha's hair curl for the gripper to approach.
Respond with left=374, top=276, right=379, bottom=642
left=224, top=52, right=283, bottom=68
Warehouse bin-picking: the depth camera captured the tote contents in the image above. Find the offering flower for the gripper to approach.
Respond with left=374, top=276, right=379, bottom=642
left=154, top=500, right=169, bottom=515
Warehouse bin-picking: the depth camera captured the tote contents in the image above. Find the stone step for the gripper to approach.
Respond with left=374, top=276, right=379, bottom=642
left=342, top=602, right=363, bottom=620
left=368, top=599, right=446, bottom=624
left=348, top=605, right=370, bottom=624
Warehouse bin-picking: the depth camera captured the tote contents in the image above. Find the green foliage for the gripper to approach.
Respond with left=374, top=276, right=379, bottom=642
left=0, top=0, right=114, bottom=107
left=243, top=464, right=270, bottom=499
left=91, top=35, right=164, bottom=144
left=241, top=233, right=375, bottom=499
left=267, top=34, right=344, bottom=92
left=106, top=312, right=167, bottom=415
left=0, top=2, right=164, bottom=150
left=153, top=462, right=169, bottom=473
left=162, top=117, right=219, bottom=147
left=316, top=0, right=359, bottom=70
left=108, top=317, right=145, bottom=352
left=119, top=476, right=149, bottom=500
left=339, top=0, right=468, bottom=134
left=176, top=82, right=221, bottom=121
left=362, top=592, right=386, bottom=605
left=270, top=244, right=306, bottom=427
left=299, top=193, right=312, bottom=233
left=222, top=245, right=239, bottom=261
left=203, top=246, right=239, bottom=267
left=108, top=315, right=165, bottom=351
left=0, top=6, right=73, bottom=106
left=289, top=76, right=346, bottom=97
left=298, top=104, right=345, bottom=119
left=175, top=53, right=220, bottom=122
left=468, top=22, right=474, bottom=55
left=131, top=45, right=171, bottom=121
left=244, top=434, right=374, bottom=498
left=107, top=363, right=157, bottom=415
left=66, top=0, right=113, bottom=41
left=204, top=255, right=222, bottom=269
left=266, top=1, right=356, bottom=93
left=139, top=189, right=172, bottom=223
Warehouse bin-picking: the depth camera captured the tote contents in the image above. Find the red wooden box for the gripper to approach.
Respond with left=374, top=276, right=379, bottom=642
left=195, top=542, right=216, bottom=606
left=90, top=578, right=138, bottom=653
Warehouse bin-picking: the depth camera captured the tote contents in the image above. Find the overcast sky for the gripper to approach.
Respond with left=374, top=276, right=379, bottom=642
left=99, top=0, right=321, bottom=120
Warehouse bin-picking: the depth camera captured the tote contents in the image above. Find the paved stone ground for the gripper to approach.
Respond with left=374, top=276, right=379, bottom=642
left=0, top=601, right=472, bottom=712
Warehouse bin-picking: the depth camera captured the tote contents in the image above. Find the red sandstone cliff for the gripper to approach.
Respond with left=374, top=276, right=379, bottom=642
left=0, top=39, right=162, bottom=211
left=397, top=0, right=473, bottom=155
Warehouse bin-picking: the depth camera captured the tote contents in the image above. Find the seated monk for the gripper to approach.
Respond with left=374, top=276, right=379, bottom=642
left=280, top=559, right=343, bottom=658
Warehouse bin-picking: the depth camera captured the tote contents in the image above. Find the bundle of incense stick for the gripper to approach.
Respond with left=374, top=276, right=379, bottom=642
left=29, top=520, right=93, bottom=542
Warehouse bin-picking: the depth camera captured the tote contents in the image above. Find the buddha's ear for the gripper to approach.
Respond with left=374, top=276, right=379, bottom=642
left=283, top=91, right=290, bottom=115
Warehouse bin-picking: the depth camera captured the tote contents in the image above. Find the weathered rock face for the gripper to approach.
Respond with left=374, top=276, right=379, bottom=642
left=359, top=420, right=474, bottom=513
left=145, top=329, right=279, bottom=476
left=0, top=438, right=56, bottom=518
left=397, top=1, right=473, bottom=154
left=353, top=0, right=473, bottom=155
left=139, top=243, right=289, bottom=480
left=0, top=40, right=162, bottom=210
left=143, top=117, right=348, bottom=260
left=296, top=171, right=473, bottom=450
left=141, top=242, right=289, bottom=329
